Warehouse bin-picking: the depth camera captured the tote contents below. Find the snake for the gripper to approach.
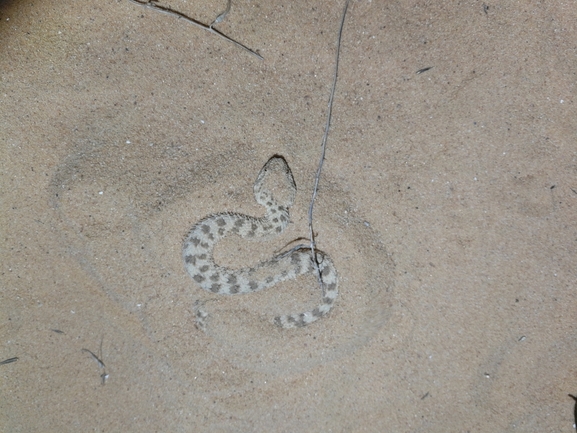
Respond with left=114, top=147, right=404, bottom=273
left=182, top=155, right=338, bottom=328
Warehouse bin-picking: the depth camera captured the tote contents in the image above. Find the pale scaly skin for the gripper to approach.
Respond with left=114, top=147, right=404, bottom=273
left=183, top=155, right=338, bottom=328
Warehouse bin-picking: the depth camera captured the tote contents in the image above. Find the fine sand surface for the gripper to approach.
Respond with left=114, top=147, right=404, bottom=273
left=2, top=0, right=577, bottom=431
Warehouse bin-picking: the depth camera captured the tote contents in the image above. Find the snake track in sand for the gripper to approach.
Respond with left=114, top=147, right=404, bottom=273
left=182, top=155, right=338, bottom=328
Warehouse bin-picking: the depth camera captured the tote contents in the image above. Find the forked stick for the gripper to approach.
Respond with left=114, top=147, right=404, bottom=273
left=127, top=0, right=263, bottom=60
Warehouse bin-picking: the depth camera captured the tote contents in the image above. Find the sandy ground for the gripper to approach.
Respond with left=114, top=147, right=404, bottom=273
left=2, top=0, right=577, bottom=431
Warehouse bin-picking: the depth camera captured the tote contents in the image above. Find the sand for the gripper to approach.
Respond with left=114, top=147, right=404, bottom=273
left=2, top=0, right=577, bottom=431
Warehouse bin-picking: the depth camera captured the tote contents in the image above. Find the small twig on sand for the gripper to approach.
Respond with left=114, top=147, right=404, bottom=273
left=0, top=357, right=19, bottom=366
left=82, top=337, right=108, bottom=385
left=82, top=348, right=105, bottom=369
left=308, top=0, right=349, bottom=284
left=127, top=0, right=263, bottom=60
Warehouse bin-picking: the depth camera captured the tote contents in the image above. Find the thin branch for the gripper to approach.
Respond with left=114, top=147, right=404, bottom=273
left=127, top=0, right=263, bottom=60
left=308, top=0, right=349, bottom=282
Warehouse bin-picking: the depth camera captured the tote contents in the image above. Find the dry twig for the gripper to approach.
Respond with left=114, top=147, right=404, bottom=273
left=308, top=0, right=350, bottom=283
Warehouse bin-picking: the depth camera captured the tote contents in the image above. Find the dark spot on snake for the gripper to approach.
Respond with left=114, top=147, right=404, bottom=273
left=249, top=281, right=259, bottom=290
left=312, top=308, right=322, bottom=317
left=295, top=314, right=306, bottom=327
left=201, top=224, right=211, bottom=234
left=326, top=282, right=337, bottom=291
left=275, top=226, right=283, bottom=233
left=199, top=265, right=209, bottom=273
left=230, top=285, right=240, bottom=294
left=218, top=228, right=225, bottom=236
left=209, top=283, right=221, bottom=293
left=184, top=255, right=196, bottom=265
left=190, top=237, right=201, bottom=247
left=216, top=217, right=226, bottom=226
left=193, top=274, right=206, bottom=283
left=234, top=219, right=245, bottom=227
left=209, top=273, right=219, bottom=281
left=198, top=254, right=207, bottom=260
left=227, top=275, right=237, bottom=284
left=323, top=295, right=335, bottom=305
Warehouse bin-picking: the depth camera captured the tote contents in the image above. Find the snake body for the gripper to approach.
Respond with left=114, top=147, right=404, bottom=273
left=182, top=156, right=338, bottom=328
